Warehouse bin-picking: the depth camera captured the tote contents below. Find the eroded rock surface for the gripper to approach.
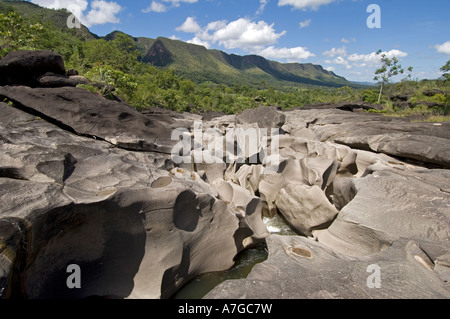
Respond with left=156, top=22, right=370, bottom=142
left=0, top=102, right=263, bottom=299
left=1, top=51, right=449, bottom=299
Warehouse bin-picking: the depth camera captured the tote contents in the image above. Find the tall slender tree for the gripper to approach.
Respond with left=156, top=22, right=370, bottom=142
left=374, top=50, right=413, bottom=103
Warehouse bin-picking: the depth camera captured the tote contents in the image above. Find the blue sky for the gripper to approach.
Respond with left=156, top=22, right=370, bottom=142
left=29, top=0, right=450, bottom=82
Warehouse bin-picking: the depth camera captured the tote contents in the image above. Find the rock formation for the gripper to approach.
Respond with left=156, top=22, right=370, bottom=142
left=0, top=50, right=449, bottom=299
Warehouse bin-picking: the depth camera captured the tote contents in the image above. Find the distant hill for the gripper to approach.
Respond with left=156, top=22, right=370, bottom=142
left=104, top=32, right=356, bottom=88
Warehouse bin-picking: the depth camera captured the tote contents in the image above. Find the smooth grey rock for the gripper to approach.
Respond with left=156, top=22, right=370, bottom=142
left=284, top=108, right=450, bottom=168
left=315, top=167, right=450, bottom=257
left=205, top=235, right=450, bottom=299
left=0, top=86, right=176, bottom=154
left=0, top=50, right=65, bottom=86
left=0, top=103, right=254, bottom=299
left=37, top=73, right=90, bottom=88
left=213, top=179, right=269, bottom=244
left=236, top=106, right=286, bottom=128
left=275, top=183, right=339, bottom=236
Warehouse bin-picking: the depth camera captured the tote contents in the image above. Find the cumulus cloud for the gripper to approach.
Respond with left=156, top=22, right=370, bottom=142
left=187, top=37, right=211, bottom=48
left=258, top=46, right=315, bottom=62
left=278, top=0, right=334, bottom=11
left=435, top=41, right=450, bottom=55
left=84, top=0, right=121, bottom=25
left=322, top=48, right=408, bottom=72
left=299, top=19, right=311, bottom=28
left=177, top=17, right=286, bottom=51
left=213, top=19, right=286, bottom=50
left=176, top=17, right=202, bottom=33
left=347, top=49, right=408, bottom=64
left=322, top=46, right=347, bottom=58
left=142, top=1, right=168, bottom=13
left=176, top=17, right=315, bottom=62
left=31, top=0, right=121, bottom=27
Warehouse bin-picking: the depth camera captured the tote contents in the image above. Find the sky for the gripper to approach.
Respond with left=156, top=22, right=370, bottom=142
left=28, top=0, right=450, bottom=82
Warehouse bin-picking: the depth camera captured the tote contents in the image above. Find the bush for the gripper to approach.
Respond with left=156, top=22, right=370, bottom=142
left=362, top=90, right=379, bottom=104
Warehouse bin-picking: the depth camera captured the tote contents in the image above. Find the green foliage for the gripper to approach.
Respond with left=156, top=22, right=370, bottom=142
left=441, top=60, right=450, bottom=82
left=0, top=10, right=44, bottom=56
left=362, top=89, right=379, bottom=103
left=374, top=50, right=413, bottom=103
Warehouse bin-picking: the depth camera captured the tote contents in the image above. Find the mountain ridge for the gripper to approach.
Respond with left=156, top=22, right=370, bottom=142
left=126, top=34, right=356, bottom=88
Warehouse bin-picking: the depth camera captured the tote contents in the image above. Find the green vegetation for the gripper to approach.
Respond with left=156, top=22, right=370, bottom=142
left=367, top=78, right=450, bottom=121
left=374, top=50, right=413, bottom=103
left=1, top=2, right=449, bottom=121
left=441, top=60, right=450, bottom=82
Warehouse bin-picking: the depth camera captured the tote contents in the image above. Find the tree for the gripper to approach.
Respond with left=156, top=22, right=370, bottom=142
left=374, top=50, right=413, bottom=103
left=441, top=60, right=450, bottom=82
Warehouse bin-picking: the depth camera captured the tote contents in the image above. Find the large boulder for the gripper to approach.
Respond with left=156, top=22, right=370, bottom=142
left=315, top=166, right=450, bottom=257
left=0, top=50, right=65, bottom=86
left=0, top=86, right=176, bottom=154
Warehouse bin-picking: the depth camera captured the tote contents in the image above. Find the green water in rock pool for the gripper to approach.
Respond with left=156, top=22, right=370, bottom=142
left=173, top=214, right=297, bottom=299
left=173, top=242, right=268, bottom=299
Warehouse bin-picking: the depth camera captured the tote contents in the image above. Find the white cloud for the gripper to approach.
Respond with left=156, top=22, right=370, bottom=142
left=256, top=0, right=269, bottom=15
left=435, top=41, right=450, bottom=55
left=258, top=46, right=315, bottom=62
left=213, top=19, right=286, bottom=50
left=31, top=0, right=121, bottom=27
left=181, top=18, right=286, bottom=51
left=177, top=17, right=315, bottom=63
left=324, top=66, right=335, bottom=72
left=31, top=0, right=88, bottom=20
left=322, top=48, right=409, bottom=75
left=187, top=37, right=211, bottom=48
left=299, top=19, right=311, bottom=28
left=176, top=17, right=202, bottom=33
left=348, top=49, right=408, bottom=64
left=322, top=46, right=347, bottom=57
left=142, top=1, right=167, bottom=13
left=165, top=0, right=198, bottom=7
left=84, top=0, right=121, bottom=26
left=278, top=0, right=334, bottom=11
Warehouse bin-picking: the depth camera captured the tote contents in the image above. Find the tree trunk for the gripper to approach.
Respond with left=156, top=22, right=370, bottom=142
left=377, top=82, right=384, bottom=104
